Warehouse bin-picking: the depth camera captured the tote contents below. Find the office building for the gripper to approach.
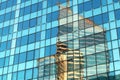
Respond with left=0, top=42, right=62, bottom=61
left=0, top=0, right=120, bottom=80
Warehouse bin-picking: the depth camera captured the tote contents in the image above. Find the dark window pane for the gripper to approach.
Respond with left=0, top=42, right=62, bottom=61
left=31, top=4, right=37, bottom=13
left=23, top=20, right=29, bottom=30
left=28, top=34, right=35, bottom=43
left=21, top=36, right=28, bottom=46
left=0, top=58, right=4, bottom=67
left=19, top=52, right=26, bottom=63
left=36, top=32, right=41, bottom=41
left=46, top=29, right=51, bottom=39
left=14, top=54, right=19, bottom=64
left=27, top=50, right=34, bottom=61
left=51, top=27, right=58, bottom=37
left=30, top=18, right=37, bottom=27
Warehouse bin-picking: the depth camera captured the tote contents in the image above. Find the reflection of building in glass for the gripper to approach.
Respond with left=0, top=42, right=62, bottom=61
left=58, top=1, right=109, bottom=79
left=0, top=0, right=120, bottom=80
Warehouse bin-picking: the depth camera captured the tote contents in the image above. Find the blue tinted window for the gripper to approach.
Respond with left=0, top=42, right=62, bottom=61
left=5, top=12, right=11, bottom=20
left=115, top=9, right=120, bottom=20
left=0, top=15, right=4, bottom=23
left=35, top=49, right=39, bottom=59
left=0, top=58, right=4, bottom=67
left=84, top=1, right=92, bottom=11
left=20, top=8, right=24, bottom=16
left=94, top=15, right=102, bottom=25
left=14, top=54, right=19, bottom=64
left=36, top=32, right=41, bottom=41
left=3, top=26, right=9, bottom=36
left=19, top=52, right=26, bottom=63
left=93, top=0, right=101, bottom=9
left=78, top=4, right=83, bottom=13
left=16, top=38, right=21, bottom=47
left=51, top=27, right=58, bottom=37
left=31, top=4, right=37, bottom=13
left=26, top=69, right=32, bottom=80
left=29, top=34, right=35, bottom=43
left=33, top=68, right=38, bottom=78
left=23, top=20, right=29, bottom=30
left=18, top=71, right=25, bottom=80
left=46, top=29, right=51, bottom=39
left=0, top=2, right=6, bottom=9
left=103, top=13, right=109, bottom=23
left=7, top=40, right=11, bottom=49
left=52, top=11, right=59, bottom=21
left=47, top=13, right=51, bottom=22
left=4, top=57, right=9, bottom=66
left=45, top=46, right=50, bottom=56
left=117, top=28, right=120, bottom=39
left=11, top=11, right=15, bottom=19
left=27, top=50, right=34, bottom=61
left=18, top=22, right=23, bottom=31
left=38, top=2, right=42, bottom=10
left=51, top=44, right=56, bottom=55
left=30, top=18, right=37, bottom=27
left=12, top=72, right=17, bottom=80
left=0, top=42, right=7, bottom=51
left=21, top=36, right=28, bottom=46
left=24, top=6, right=31, bottom=15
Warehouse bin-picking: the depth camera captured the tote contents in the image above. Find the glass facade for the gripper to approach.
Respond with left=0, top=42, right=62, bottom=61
left=0, top=0, right=120, bottom=80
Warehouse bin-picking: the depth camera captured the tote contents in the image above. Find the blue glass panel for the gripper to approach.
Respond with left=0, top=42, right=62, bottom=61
left=33, top=68, right=38, bottom=78
left=24, top=6, right=31, bottom=15
left=27, top=50, right=34, bottom=61
left=51, top=44, right=57, bottom=55
left=29, top=34, right=35, bottom=43
left=84, top=1, right=92, bottom=11
left=45, top=46, right=50, bottom=56
left=14, top=54, right=19, bottom=64
left=0, top=42, right=7, bottom=51
left=11, top=11, right=15, bottom=19
left=93, top=0, right=101, bottom=9
left=7, top=40, right=11, bottom=49
left=0, top=2, right=6, bottom=9
left=117, top=28, right=120, bottom=39
left=35, top=49, right=39, bottom=59
left=4, top=57, right=9, bottom=66
left=115, top=9, right=120, bottom=20
left=30, top=18, right=37, bottom=27
left=0, top=15, right=4, bottom=23
left=18, top=22, right=23, bottom=31
left=18, top=71, right=25, bottom=80
left=5, top=12, right=11, bottom=21
left=31, top=3, right=37, bottom=13
left=12, top=72, right=17, bottom=80
left=103, top=13, right=109, bottom=23
left=36, top=32, right=41, bottom=41
left=78, top=4, right=83, bottom=13
left=46, top=29, right=51, bottom=39
left=94, top=15, right=102, bottom=25
left=23, top=20, right=29, bottom=30
left=52, top=11, right=59, bottom=21
left=3, top=26, right=9, bottom=36
left=26, top=69, right=32, bottom=80
left=16, top=38, right=21, bottom=47
left=38, top=2, right=42, bottom=10
left=0, top=58, right=4, bottom=68
left=19, top=52, right=26, bottom=63
left=20, top=8, right=24, bottom=16
left=47, top=13, right=51, bottom=22
left=21, top=36, right=28, bottom=46
left=51, top=27, right=58, bottom=37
